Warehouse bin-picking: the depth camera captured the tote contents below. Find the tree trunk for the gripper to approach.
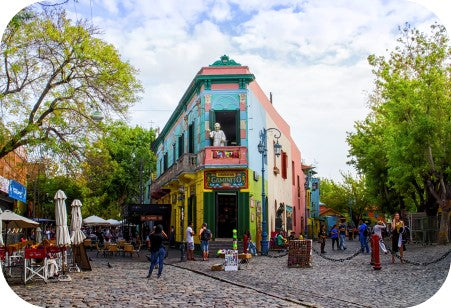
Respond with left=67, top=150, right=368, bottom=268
left=437, top=201, right=450, bottom=245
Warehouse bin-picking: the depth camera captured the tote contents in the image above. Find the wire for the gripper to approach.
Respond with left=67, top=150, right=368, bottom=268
left=38, top=0, right=70, bottom=7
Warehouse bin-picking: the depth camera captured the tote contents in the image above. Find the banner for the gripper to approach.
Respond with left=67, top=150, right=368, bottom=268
left=0, top=176, right=9, bottom=193
left=8, top=180, right=27, bottom=203
left=224, top=249, right=238, bottom=271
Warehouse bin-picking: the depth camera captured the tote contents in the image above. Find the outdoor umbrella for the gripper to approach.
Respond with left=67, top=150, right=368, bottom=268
left=0, top=210, right=39, bottom=245
left=83, top=215, right=110, bottom=226
left=70, top=199, right=86, bottom=245
left=35, top=226, right=42, bottom=243
left=70, top=199, right=91, bottom=271
left=106, top=219, right=121, bottom=226
left=54, top=190, right=71, bottom=281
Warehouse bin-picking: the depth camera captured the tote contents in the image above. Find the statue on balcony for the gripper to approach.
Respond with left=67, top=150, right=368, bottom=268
left=208, top=122, right=226, bottom=146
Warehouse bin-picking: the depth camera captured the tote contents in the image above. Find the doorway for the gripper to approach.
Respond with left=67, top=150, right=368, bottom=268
left=216, top=192, right=238, bottom=238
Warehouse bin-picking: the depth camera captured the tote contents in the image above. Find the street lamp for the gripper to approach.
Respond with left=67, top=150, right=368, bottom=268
left=257, top=127, right=282, bottom=255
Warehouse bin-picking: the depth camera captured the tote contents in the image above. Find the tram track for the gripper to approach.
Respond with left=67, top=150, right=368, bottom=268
left=167, top=262, right=371, bottom=307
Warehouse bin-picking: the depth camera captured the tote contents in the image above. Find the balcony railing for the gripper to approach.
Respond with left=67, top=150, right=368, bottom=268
left=150, top=146, right=248, bottom=195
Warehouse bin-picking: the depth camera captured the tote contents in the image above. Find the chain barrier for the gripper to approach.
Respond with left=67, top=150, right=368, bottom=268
left=386, top=247, right=451, bottom=266
left=266, top=250, right=289, bottom=258
left=312, top=247, right=362, bottom=262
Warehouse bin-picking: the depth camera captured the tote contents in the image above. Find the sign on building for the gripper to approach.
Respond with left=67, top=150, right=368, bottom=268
left=204, top=170, right=248, bottom=190
left=224, top=250, right=238, bottom=271
left=8, top=180, right=26, bottom=203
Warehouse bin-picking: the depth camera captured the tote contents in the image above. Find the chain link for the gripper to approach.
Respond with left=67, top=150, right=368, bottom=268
left=312, top=247, right=362, bottom=262
left=266, top=251, right=289, bottom=258
left=386, top=247, right=451, bottom=266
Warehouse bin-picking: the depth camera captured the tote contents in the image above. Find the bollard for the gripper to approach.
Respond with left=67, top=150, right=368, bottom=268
left=372, top=234, right=381, bottom=270
left=370, top=235, right=375, bottom=265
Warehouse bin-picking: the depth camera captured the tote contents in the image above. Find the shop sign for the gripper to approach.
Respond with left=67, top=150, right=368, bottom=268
left=224, top=250, right=238, bottom=271
left=140, top=215, right=163, bottom=221
left=0, top=176, right=9, bottom=193
left=204, top=170, right=248, bottom=189
left=8, top=180, right=26, bottom=203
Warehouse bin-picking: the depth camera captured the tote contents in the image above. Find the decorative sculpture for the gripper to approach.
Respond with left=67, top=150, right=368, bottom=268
left=208, top=123, right=226, bottom=146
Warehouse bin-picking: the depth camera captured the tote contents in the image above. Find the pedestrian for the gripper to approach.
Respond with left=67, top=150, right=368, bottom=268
left=243, top=230, right=249, bottom=254
left=186, top=221, right=195, bottom=261
left=391, top=213, right=405, bottom=263
left=288, top=231, right=296, bottom=241
left=373, top=220, right=388, bottom=254
left=330, top=225, right=339, bottom=250
left=146, top=224, right=165, bottom=279
left=319, top=225, right=327, bottom=253
left=247, top=232, right=257, bottom=256
left=199, top=223, right=212, bottom=261
left=338, top=219, right=347, bottom=250
left=169, top=226, right=175, bottom=248
left=358, top=220, right=370, bottom=253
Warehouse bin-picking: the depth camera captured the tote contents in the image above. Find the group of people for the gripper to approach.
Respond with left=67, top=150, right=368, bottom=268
left=319, top=213, right=408, bottom=263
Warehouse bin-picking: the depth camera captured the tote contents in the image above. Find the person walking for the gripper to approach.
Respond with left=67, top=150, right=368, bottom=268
left=373, top=220, right=388, bottom=254
left=199, top=223, right=212, bottom=261
left=146, top=225, right=165, bottom=278
left=358, top=219, right=370, bottom=253
left=330, top=225, right=339, bottom=250
left=391, top=213, right=405, bottom=263
left=319, top=225, right=327, bottom=254
left=186, top=221, right=195, bottom=261
left=169, top=226, right=175, bottom=248
left=338, top=219, right=347, bottom=250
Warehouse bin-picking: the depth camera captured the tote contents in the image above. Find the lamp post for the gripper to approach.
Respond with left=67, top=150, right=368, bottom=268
left=257, top=128, right=282, bottom=255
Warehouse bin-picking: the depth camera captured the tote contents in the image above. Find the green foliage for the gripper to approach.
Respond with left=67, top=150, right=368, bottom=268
left=347, top=23, right=450, bottom=218
left=80, top=121, right=156, bottom=218
left=0, top=8, right=142, bottom=169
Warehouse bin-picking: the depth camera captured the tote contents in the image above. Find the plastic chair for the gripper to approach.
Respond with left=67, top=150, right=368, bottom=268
left=24, top=248, right=47, bottom=284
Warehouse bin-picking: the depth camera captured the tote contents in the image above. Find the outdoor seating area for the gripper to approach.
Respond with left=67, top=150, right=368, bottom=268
left=91, top=239, right=140, bottom=258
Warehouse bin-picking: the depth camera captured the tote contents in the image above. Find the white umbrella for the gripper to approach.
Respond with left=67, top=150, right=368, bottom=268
left=0, top=208, right=3, bottom=246
left=70, top=199, right=86, bottom=245
left=106, top=219, right=121, bottom=226
left=35, top=226, right=42, bottom=243
left=54, top=190, right=71, bottom=246
left=0, top=210, right=39, bottom=245
left=83, top=215, right=110, bottom=226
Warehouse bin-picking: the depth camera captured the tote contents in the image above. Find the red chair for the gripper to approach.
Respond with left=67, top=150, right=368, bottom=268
left=24, top=248, right=47, bottom=284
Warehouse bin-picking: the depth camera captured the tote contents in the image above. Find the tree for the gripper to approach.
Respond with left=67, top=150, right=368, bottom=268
left=347, top=23, right=450, bottom=244
left=0, top=8, right=142, bottom=166
left=80, top=121, right=156, bottom=218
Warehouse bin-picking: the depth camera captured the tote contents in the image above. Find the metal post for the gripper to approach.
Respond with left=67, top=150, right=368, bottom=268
left=180, top=205, right=185, bottom=261
left=260, top=129, right=269, bottom=255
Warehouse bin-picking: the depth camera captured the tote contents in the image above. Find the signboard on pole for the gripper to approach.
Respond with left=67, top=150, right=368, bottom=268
left=224, top=250, right=238, bottom=271
left=8, top=180, right=27, bottom=203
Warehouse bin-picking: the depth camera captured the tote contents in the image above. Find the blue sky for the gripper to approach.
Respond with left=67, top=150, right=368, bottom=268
left=1, top=0, right=450, bottom=183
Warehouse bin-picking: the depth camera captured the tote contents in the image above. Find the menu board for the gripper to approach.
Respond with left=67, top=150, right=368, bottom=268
left=224, top=250, right=238, bottom=271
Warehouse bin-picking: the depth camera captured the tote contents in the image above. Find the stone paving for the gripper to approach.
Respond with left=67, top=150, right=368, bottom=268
left=4, top=239, right=451, bottom=307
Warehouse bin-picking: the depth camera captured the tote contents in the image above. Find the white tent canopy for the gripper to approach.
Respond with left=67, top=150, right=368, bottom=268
left=0, top=210, right=39, bottom=229
left=83, top=215, right=110, bottom=226
left=106, top=219, right=121, bottom=226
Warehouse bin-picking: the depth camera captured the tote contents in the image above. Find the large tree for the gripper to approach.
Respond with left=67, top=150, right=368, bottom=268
left=347, top=23, right=450, bottom=243
left=0, top=8, right=142, bottom=164
left=80, top=121, right=156, bottom=218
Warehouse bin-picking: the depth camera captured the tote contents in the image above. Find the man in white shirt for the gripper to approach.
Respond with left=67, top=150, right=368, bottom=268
left=186, top=221, right=195, bottom=261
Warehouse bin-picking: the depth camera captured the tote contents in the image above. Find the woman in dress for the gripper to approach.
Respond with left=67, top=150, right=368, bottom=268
left=391, top=213, right=404, bottom=263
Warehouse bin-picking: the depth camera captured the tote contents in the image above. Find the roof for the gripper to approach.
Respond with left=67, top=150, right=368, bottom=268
left=319, top=205, right=343, bottom=217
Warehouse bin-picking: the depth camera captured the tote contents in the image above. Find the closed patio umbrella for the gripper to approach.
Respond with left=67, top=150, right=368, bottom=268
left=54, top=190, right=71, bottom=281
left=70, top=199, right=86, bottom=245
left=35, top=226, right=42, bottom=243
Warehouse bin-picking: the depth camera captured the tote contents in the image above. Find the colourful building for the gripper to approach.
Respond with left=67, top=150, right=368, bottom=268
left=149, top=55, right=306, bottom=248
left=0, top=147, right=28, bottom=213
left=303, top=164, right=321, bottom=238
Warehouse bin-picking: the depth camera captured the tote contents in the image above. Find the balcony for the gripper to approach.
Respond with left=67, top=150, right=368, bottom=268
left=150, top=146, right=248, bottom=199
left=199, top=146, right=248, bottom=166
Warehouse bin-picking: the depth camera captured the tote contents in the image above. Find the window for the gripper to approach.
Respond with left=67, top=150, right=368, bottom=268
left=281, top=151, right=288, bottom=179
left=178, top=133, right=184, bottom=158
left=210, top=110, right=240, bottom=146
left=292, top=161, right=295, bottom=185
left=188, top=124, right=194, bottom=153
left=172, top=144, right=176, bottom=165
left=163, top=153, right=168, bottom=172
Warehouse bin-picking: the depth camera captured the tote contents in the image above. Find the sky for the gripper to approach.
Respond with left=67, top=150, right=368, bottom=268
left=1, top=1, right=451, bottom=307
left=0, top=1, right=450, bottom=185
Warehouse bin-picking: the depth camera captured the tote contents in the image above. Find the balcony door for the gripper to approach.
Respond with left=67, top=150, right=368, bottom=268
left=210, top=110, right=240, bottom=146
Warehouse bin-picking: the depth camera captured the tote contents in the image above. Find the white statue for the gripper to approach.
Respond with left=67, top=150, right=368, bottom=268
left=208, top=122, right=226, bottom=146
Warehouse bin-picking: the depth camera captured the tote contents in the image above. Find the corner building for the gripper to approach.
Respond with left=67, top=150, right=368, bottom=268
left=150, top=56, right=306, bottom=248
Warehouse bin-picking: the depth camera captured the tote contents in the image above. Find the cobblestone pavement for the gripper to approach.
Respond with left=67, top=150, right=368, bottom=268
left=5, top=239, right=451, bottom=307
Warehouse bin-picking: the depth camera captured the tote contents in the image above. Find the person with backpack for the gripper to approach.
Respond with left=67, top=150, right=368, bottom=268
left=199, top=222, right=212, bottom=261
left=358, top=219, right=370, bottom=253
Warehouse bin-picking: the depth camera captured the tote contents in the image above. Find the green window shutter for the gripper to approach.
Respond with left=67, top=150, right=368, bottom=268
left=237, top=192, right=249, bottom=239
left=203, top=192, right=215, bottom=238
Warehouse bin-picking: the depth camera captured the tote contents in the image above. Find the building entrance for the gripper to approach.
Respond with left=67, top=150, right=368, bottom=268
left=216, top=192, right=237, bottom=238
